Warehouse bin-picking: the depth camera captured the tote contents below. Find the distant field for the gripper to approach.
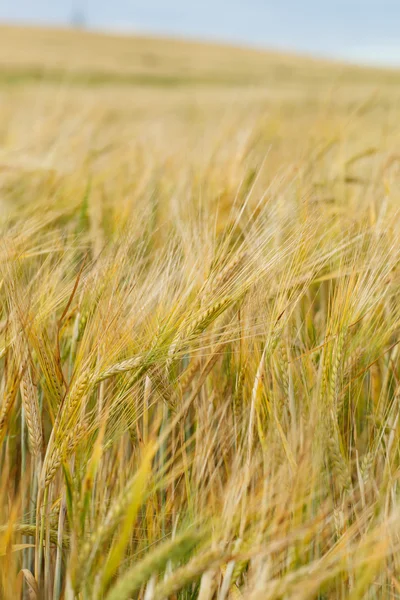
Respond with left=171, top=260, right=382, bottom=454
left=1, top=25, right=400, bottom=600
left=1, top=24, right=400, bottom=87
left=0, top=25, right=314, bottom=86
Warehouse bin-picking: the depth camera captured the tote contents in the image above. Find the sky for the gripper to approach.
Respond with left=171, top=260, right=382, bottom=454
left=1, top=0, right=400, bottom=66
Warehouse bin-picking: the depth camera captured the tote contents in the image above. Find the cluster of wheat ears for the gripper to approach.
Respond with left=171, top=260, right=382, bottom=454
left=1, top=30, right=400, bottom=599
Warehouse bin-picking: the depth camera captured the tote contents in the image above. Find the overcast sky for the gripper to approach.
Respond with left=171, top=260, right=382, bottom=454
left=1, top=0, right=399, bottom=66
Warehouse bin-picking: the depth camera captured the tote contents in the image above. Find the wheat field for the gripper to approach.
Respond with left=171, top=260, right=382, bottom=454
left=1, top=25, right=400, bottom=600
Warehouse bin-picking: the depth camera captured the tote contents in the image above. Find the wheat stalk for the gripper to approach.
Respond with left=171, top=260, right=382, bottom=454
left=104, top=530, right=203, bottom=600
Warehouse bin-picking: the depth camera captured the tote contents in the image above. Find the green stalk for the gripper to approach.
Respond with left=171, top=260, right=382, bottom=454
left=35, top=485, right=49, bottom=589
left=21, top=402, right=28, bottom=599
left=53, top=489, right=66, bottom=598
left=45, top=487, right=52, bottom=599
left=160, top=403, right=169, bottom=538
left=28, top=457, right=39, bottom=574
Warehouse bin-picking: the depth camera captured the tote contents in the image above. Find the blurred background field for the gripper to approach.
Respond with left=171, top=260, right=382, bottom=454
left=1, top=24, right=400, bottom=215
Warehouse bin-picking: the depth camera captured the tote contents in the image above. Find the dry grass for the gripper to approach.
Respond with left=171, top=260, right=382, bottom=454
left=1, top=25, right=400, bottom=600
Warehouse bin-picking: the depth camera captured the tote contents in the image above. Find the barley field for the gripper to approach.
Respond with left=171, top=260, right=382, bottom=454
left=1, top=25, right=400, bottom=600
